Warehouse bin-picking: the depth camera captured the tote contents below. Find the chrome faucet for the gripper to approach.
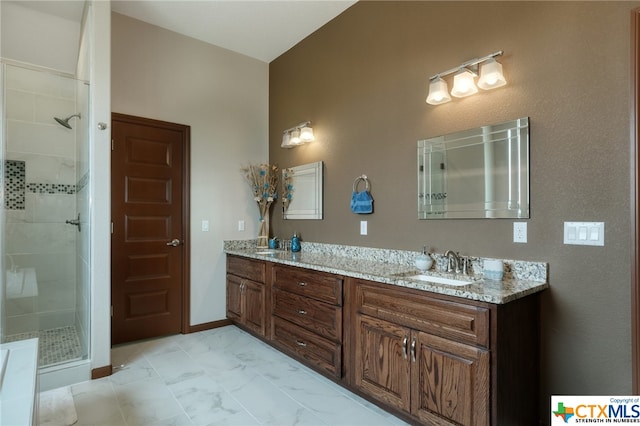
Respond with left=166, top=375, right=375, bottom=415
left=444, top=250, right=462, bottom=274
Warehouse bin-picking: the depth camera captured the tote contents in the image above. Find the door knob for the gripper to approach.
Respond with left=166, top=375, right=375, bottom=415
left=166, top=238, right=181, bottom=247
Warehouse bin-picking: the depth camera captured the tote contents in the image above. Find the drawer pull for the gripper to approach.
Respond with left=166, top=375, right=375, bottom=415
left=402, top=336, right=408, bottom=359
left=298, top=282, right=307, bottom=287
left=297, top=309, right=307, bottom=315
left=295, top=339, right=307, bottom=347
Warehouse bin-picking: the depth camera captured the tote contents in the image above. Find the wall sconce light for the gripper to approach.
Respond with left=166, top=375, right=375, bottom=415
left=281, top=121, right=315, bottom=148
left=426, top=50, right=506, bottom=106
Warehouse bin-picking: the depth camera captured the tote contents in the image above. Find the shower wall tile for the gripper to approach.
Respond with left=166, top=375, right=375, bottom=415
left=9, top=252, right=75, bottom=289
left=27, top=193, right=76, bottom=224
left=36, top=95, right=76, bottom=126
left=6, top=65, right=75, bottom=100
left=5, top=223, right=75, bottom=254
left=7, top=152, right=76, bottom=185
left=5, top=296, right=37, bottom=316
left=5, top=89, right=36, bottom=121
left=7, top=121, right=75, bottom=158
left=4, top=313, right=39, bottom=335
left=38, top=279, right=76, bottom=311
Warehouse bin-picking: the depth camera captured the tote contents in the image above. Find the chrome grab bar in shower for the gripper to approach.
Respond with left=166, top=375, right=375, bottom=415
left=65, top=213, right=81, bottom=232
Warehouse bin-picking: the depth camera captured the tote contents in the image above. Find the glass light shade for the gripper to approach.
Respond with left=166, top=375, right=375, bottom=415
left=300, top=125, right=314, bottom=142
left=478, top=59, right=506, bottom=90
left=426, top=78, right=452, bottom=105
left=281, top=131, right=293, bottom=148
left=450, top=69, right=478, bottom=98
left=290, top=129, right=301, bottom=145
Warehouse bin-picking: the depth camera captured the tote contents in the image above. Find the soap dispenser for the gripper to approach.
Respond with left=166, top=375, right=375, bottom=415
left=291, top=232, right=301, bottom=252
left=415, top=246, right=432, bottom=272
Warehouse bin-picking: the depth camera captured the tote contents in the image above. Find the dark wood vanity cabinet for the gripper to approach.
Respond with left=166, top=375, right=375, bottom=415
left=226, top=255, right=267, bottom=337
left=270, top=264, right=344, bottom=378
left=349, top=278, right=539, bottom=426
left=225, top=255, right=541, bottom=425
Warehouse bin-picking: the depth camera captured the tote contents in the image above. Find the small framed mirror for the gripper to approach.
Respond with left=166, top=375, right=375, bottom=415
left=283, top=161, right=323, bottom=220
left=418, top=117, right=530, bottom=219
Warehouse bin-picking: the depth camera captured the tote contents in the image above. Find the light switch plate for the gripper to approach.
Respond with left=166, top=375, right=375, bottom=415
left=360, top=221, right=368, bottom=235
left=564, top=221, right=604, bottom=246
left=513, top=222, right=527, bottom=243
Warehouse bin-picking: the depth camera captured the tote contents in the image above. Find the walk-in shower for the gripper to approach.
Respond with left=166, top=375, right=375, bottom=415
left=1, top=63, right=90, bottom=369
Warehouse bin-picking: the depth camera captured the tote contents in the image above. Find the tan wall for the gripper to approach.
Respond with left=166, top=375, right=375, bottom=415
left=112, top=12, right=269, bottom=326
left=269, top=1, right=637, bottom=418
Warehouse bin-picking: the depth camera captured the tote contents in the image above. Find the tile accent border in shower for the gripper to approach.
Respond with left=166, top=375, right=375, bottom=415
left=3, top=160, right=89, bottom=210
left=4, top=160, right=26, bottom=210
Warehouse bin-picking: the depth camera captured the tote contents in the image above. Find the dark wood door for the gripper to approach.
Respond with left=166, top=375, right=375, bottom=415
left=111, top=113, right=190, bottom=345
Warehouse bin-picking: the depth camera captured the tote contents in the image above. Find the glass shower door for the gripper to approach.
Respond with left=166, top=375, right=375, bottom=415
left=2, top=63, right=90, bottom=368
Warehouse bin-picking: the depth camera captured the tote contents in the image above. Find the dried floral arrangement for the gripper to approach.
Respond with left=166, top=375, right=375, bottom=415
left=242, top=163, right=279, bottom=247
left=242, top=163, right=279, bottom=207
left=282, top=168, right=294, bottom=211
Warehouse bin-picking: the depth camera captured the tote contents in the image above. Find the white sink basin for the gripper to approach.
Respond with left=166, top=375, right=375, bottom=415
left=405, top=274, right=474, bottom=286
left=254, top=250, right=278, bottom=255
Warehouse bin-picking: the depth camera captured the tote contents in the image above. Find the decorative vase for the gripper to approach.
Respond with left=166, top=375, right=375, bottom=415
left=257, top=201, right=271, bottom=248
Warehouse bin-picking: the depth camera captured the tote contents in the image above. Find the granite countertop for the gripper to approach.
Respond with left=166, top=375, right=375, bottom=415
left=224, top=241, right=549, bottom=304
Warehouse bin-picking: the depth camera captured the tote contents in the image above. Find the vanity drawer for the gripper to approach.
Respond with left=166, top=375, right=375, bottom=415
left=272, top=265, right=343, bottom=305
left=355, top=280, right=489, bottom=348
left=272, top=316, right=342, bottom=378
left=272, top=288, right=342, bottom=341
left=227, top=255, right=265, bottom=283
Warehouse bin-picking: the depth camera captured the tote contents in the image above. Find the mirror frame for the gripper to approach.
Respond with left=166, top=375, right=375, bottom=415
left=418, top=117, right=530, bottom=219
left=283, top=161, right=323, bottom=220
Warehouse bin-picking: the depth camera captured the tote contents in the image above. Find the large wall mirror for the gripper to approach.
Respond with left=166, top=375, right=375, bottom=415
left=418, top=117, right=529, bottom=219
left=283, top=161, right=323, bottom=220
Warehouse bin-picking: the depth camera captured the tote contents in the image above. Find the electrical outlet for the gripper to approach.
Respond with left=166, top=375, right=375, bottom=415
left=202, top=220, right=209, bottom=232
left=513, top=222, right=527, bottom=243
left=360, top=221, right=368, bottom=235
left=238, top=220, right=245, bottom=231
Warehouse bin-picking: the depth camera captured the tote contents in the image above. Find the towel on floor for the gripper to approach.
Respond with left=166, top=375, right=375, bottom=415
left=39, top=386, right=78, bottom=426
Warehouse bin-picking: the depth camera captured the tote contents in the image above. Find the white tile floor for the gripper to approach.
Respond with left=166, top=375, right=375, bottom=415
left=48, top=325, right=408, bottom=426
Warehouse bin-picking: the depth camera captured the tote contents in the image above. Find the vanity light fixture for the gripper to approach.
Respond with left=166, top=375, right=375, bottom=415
left=281, top=121, right=315, bottom=148
left=426, top=50, right=506, bottom=106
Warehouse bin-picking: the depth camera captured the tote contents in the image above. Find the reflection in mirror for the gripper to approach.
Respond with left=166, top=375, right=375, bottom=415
left=283, top=161, right=323, bottom=220
left=418, top=117, right=529, bottom=219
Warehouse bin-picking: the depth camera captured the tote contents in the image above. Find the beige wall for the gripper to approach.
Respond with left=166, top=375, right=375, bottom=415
left=270, top=1, right=637, bottom=418
left=112, top=12, right=269, bottom=325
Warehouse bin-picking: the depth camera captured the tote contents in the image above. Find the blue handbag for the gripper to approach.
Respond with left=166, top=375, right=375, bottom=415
left=351, top=175, right=373, bottom=214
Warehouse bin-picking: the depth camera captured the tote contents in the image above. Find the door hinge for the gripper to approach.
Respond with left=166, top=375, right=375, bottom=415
left=111, top=139, right=114, bottom=150
left=111, top=222, right=114, bottom=234
left=111, top=306, right=113, bottom=317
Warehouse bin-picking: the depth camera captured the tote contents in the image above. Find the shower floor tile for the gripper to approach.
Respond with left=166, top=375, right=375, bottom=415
left=3, top=325, right=84, bottom=367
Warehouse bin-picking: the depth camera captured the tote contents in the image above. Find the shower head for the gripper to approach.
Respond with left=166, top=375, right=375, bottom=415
left=54, top=113, right=81, bottom=129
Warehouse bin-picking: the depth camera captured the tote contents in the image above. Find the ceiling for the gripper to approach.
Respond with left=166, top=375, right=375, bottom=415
left=15, top=0, right=357, bottom=63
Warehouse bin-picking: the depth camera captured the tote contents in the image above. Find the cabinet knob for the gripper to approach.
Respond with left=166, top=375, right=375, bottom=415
left=298, top=282, right=307, bottom=287
left=295, top=340, right=307, bottom=347
left=298, top=309, right=307, bottom=315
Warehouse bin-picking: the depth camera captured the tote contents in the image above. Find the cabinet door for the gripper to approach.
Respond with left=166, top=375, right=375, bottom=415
left=244, top=279, right=266, bottom=336
left=412, top=331, right=489, bottom=426
left=226, top=274, right=243, bottom=321
left=355, top=314, right=411, bottom=412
